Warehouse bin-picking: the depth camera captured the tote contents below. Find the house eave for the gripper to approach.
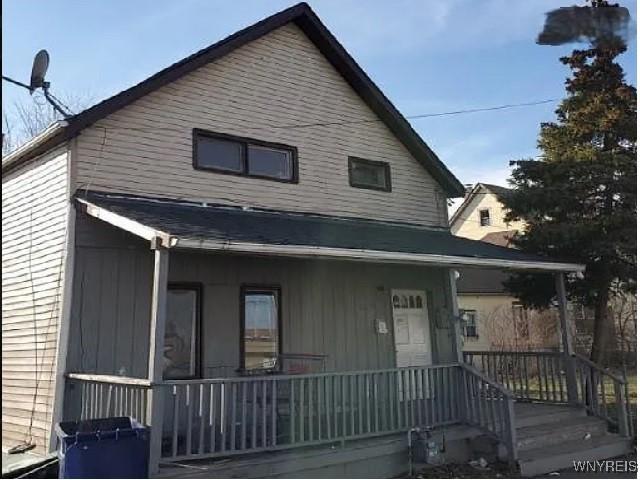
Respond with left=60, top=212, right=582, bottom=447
left=173, top=238, right=585, bottom=273
left=1, top=121, right=68, bottom=175
left=77, top=194, right=585, bottom=274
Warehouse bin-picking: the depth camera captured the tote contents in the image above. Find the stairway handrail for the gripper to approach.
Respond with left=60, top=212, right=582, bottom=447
left=460, top=363, right=516, bottom=399
left=573, top=353, right=627, bottom=384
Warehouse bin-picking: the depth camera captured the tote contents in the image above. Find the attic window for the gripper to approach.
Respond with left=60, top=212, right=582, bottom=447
left=193, top=129, right=297, bottom=183
left=479, top=209, right=491, bottom=226
left=348, top=157, right=391, bottom=192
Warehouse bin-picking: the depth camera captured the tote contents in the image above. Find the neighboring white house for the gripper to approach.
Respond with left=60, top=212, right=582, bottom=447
left=450, top=183, right=525, bottom=240
left=450, top=183, right=557, bottom=352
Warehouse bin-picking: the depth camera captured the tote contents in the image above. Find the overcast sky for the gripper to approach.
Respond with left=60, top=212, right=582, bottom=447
left=2, top=0, right=637, bottom=197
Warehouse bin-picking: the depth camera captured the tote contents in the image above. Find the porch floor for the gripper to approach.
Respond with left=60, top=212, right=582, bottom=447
left=154, top=424, right=481, bottom=479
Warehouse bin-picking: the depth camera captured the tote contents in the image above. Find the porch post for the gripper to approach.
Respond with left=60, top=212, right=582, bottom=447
left=448, top=269, right=464, bottom=364
left=555, top=272, right=579, bottom=405
left=146, top=245, right=169, bottom=475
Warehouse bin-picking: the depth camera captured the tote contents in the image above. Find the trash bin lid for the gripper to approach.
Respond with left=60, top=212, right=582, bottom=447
left=57, top=417, right=134, bottom=437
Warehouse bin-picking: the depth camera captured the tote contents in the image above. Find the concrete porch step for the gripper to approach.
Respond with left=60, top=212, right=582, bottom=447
left=517, top=433, right=630, bottom=477
left=516, top=416, right=608, bottom=452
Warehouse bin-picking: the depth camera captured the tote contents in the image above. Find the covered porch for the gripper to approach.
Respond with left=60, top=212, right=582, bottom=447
left=59, top=191, right=632, bottom=476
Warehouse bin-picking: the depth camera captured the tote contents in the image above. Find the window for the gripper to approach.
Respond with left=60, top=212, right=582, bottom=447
left=479, top=209, right=491, bottom=226
left=193, top=129, right=297, bottom=182
left=195, top=135, right=244, bottom=173
left=348, top=157, right=391, bottom=191
left=164, top=284, right=201, bottom=379
left=241, top=286, right=281, bottom=371
left=247, top=144, right=294, bottom=180
left=512, top=302, right=530, bottom=338
left=461, top=309, right=478, bottom=338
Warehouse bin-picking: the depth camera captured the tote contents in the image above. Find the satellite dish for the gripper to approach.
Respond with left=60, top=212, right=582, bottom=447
left=29, top=49, right=50, bottom=92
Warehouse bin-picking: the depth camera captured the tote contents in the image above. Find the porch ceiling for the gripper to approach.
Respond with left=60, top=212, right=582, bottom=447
left=75, top=191, right=584, bottom=272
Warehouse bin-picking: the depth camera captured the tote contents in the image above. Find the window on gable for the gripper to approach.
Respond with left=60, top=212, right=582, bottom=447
left=348, top=157, right=391, bottom=192
left=196, top=135, right=244, bottom=173
left=194, top=129, right=297, bottom=182
left=479, top=208, right=491, bottom=226
left=247, top=144, right=293, bottom=180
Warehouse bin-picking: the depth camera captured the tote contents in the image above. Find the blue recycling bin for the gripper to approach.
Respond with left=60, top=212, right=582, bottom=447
left=55, top=417, right=149, bottom=478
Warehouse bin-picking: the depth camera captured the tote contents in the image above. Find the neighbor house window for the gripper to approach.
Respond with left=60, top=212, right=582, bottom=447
left=194, top=129, right=297, bottom=182
left=461, top=309, right=478, bottom=338
left=512, top=302, right=530, bottom=338
left=348, top=157, right=391, bottom=191
left=479, top=209, right=491, bottom=226
left=241, top=286, right=281, bottom=371
left=164, top=284, right=201, bottom=379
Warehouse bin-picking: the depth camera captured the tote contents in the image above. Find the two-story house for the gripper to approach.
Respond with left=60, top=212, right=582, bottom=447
left=2, top=4, right=630, bottom=478
left=449, top=183, right=556, bottom=353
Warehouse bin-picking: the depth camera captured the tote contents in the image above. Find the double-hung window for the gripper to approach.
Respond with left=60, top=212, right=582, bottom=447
left=193, top=129, right=297, bottom=182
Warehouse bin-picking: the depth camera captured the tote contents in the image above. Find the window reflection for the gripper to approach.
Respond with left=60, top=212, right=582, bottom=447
left=243, top=288, right=280, bottom=370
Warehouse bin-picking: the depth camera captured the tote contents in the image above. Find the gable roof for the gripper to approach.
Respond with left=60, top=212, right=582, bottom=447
left=449, top=182, right=511, bottom=226
left=2, top=3, right=465, bottom=197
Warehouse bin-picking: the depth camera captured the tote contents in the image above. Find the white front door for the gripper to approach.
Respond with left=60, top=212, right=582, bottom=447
left=391, top=290, right=432, bottom=368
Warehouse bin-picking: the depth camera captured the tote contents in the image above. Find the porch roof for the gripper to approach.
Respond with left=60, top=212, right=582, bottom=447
left=76, top=191, right=584, bottom=272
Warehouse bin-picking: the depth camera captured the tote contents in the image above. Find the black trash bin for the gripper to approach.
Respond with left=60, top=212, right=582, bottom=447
left=55, top=417, right=149, bottom=479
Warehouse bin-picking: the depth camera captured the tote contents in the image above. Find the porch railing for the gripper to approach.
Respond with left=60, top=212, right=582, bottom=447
left=158, top=364, right=462, bottom=461
left=463, top=350, right=569, bottom=403
left=463, top=351, right=634, bottom=437
left=64, top=363, right=519, bottom=466
left=65, top=373, right=152, bottom=424
left=460, top=364, right=517, bottom=461
left=575, top=354, right=634, bottom=437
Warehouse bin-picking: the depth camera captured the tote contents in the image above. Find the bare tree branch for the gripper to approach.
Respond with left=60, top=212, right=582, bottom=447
left=2, top=92, right=93, bottom=155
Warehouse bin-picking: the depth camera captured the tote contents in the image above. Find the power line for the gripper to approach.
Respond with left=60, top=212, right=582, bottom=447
left=272, top=99, right=559, bottom=130
left=83, top=98, right=559, bottom=133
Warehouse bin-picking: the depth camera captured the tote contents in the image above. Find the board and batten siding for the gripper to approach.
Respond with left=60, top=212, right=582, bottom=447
left=2, top=146, right=70, bottom=454
left=65, top=214, right=456, bottom=382
left=74, top=23, right=448, bottom=227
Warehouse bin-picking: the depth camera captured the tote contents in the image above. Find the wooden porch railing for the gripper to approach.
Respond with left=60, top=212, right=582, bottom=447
left=463, top=351, right=634, bottom=437
left=461, top=364, right=518, bottom=461
left=65, top=374, right=152, bottom=424
left=64, top=364, right=519, bottom=466
left=158, top=364, right=462, bottom=461
left=463, top=350, right=570, bottom=403
left=574, top=354, right=634, bottom=437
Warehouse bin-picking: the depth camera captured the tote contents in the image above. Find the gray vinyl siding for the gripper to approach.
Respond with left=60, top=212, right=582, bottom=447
left=74, top=23, right=447, bottom=227
left=66, top=214, right=456, bottom=379
left=1, top=146, right=70, bottom=454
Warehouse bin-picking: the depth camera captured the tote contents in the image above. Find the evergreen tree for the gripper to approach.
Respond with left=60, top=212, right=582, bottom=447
left=503, top=28, right=636, bottom=364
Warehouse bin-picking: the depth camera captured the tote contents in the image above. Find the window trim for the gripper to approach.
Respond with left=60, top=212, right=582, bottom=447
left=479, top=208, right=491, bottom=227
left=193, top=129, right=299, bottom=183
left=165, top=282, right=203, bottom=380
left=461, top=309, right=479, bottom=339
left=239, top=284, right=283, bottom=374
left=348, top=156, right=392, bottom=192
